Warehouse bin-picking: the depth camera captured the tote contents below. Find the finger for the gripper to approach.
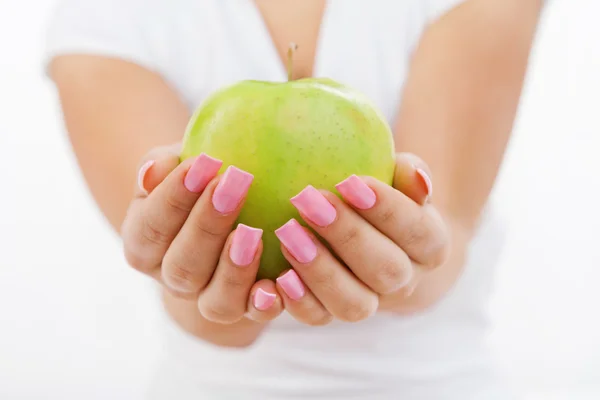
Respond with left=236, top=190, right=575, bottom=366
left=122, top=153, right=223, bottom=275
left=161, top=166, right=254, bottom=295
left=135, top=143, right=182, bottom=197
left=275, top=220, right=379, bottom=323
left=245, top=280, right=284, bottom=323
left=290, top=186, right=413, bottom=295
left=336, top=175, right=449, bottom=269
left=275, top=269, right=333, bottom=326
left=197, top=224, right=264, bottom=323
left=392, top=152, right=433, bottom=205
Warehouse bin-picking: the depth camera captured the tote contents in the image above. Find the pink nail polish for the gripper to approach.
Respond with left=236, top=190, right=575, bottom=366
left=137, top=160, right=155, bottom=194
left=253, top=288, right=276, bottom=311
left=184, top=154, right=223, bottom=193
left=229, top=224, right=262, bottom=267
left=212, top=166, right=254, bottom=214
left=276, top=270, right=306, bottom=300
left=274, top=219, right=317, bottom=264
left=335, top=175, right=376, bottom=210
left=415, top=168, right=433, bottom=200
left=290, top=185, right=337, bottom=227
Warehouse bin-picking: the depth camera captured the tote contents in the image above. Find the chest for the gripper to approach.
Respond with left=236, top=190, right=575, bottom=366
left=170, top=0, right=422, bottom=126
left=252, top=0, right=326, bottom=80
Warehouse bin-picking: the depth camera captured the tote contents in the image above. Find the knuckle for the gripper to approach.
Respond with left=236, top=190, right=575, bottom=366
left=220, top=271, right=248, bottom=291
left=422, top=229, right=451, bottom=268
left=200, top=301, right=244, bottom=324
left=402, top=214, right=429, bottom=249
left=123, top=244, right=156, bottom=272
left=309, top=268, right=337, bottom=292
left=162, top=259, right=198, bottom=293
left=338, top=297, right=377, bottom=323
left=192, top=218, right=229, bottom=242
left=165, top=192, right=193, bottom=215
left=306, top=312, right=333, bottom=327
left=373, top=257, right=410, bottom=294
left=375, top=205, right=398, bottom=226
left=335, top=225, right=361, bottom=249
left=141, top=216, right=173, bottom=246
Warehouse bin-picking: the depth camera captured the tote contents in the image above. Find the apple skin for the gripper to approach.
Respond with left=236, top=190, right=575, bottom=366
left=180, top=78, right=396, bottom=280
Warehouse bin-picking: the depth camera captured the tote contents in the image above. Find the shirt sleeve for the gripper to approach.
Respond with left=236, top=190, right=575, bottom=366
left=42, top=0, right=165, bottom=76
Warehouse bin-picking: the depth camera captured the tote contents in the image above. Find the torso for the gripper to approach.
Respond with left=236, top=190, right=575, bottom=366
left=133, top=0, right=511, bottom=398
left=46, top=0, right=509, bottom=397
left=252, top=0, right=326, bottom=80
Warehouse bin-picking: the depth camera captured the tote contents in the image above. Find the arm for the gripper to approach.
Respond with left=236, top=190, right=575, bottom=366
left=50, top=56, right=270, bottom=347
left=49, top=56, right=190, bottom=230
left=384, top=0, right=545, bottom=312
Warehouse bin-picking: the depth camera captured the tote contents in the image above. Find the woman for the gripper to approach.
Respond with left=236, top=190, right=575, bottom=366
left=44, top=0, right=544, bottom=398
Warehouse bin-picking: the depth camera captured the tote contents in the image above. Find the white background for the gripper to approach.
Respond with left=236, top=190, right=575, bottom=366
left=0, top=0, right=599, bottom=399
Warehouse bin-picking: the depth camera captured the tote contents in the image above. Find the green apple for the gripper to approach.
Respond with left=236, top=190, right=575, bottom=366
left=180, top=75, right=395, bottom=280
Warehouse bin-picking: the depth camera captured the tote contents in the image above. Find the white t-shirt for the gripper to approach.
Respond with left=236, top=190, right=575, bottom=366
left=44, top=1, right=514, bottom=399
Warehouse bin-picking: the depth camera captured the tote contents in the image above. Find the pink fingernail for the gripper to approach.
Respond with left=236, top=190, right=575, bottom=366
left=184, top=154, right=223, bottom=193
left=229, top=224, right=262, bottom=267
left=276, top=270, right=306, bottom=300
left=212, top=166, right=254, bottom=214
left=274, top=219, right=317, bottom=264
left=253, top=288, right=276, bottom=311
left=290, top=185, right=337, bottom=227
left=415, top=168, right=433, bottom=200
left=335, top=175, right=376, bottom=210
left=137, top=160, right=155, bottom=194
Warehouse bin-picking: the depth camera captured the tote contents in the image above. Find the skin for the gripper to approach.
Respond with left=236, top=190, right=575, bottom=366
left=48, top=0, right=544, bottom=347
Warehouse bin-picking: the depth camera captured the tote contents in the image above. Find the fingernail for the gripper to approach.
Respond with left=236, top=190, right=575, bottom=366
left=276, top=270, right=305, bottom=300
left=184, top=154, right=223, bottom=193
left=212, top=166, right=254, bottom=214
left=274, top=219, right=317, bottom=264
left=229, top=224, right=262, bottom=267
left=290, top=185, right=336, bottom=227
left=253, top=288, right=276, bottom=311
left=137, top=160, right=155, bottom=194
left=415, top=168, right=433, bottom=201
left=335, top=175, right=376, bottom=210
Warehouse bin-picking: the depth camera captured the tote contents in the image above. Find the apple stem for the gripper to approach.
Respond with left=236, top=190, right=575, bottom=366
left=287, top=42, right=298, bottom=81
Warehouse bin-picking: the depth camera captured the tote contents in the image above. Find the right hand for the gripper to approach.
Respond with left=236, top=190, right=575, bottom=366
left=121, top=143, right=283, bottom=324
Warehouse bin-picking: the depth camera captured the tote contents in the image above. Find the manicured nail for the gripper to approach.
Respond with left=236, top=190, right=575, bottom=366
left=276, top=270, right=306, bottom=300
left=253, top=288, right=276, bottom=311
left=212, top=166, right=254, bottom=214
left=229, top=224, right=262, bottom=267
left=274, top=219, right=317, bottom=263
left=184, top=154, right=223, bottom=193
left=137, top=160, right=155, bottom=194
left=290, top=185, right=337, bottom=227
left=415, top=168, right=433, bottom=201
left=335, top=175, right=376, bottom=209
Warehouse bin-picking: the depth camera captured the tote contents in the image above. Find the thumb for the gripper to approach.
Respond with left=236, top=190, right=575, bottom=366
left=135, top=142, right=182, bottom=197
left=393, top=152, right=433, bottom=205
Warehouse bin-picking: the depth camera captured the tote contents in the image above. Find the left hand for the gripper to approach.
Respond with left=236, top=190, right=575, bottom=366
left=273, top=152, right=450, bottom=325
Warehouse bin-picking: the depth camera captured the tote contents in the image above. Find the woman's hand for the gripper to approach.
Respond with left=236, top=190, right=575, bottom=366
left=273, top=153, right=451, bottom=325
left=121, top=144, right=284, bottom=325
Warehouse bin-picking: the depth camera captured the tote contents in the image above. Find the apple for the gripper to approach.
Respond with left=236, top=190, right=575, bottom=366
left=180, top=46, right=395, bottom=280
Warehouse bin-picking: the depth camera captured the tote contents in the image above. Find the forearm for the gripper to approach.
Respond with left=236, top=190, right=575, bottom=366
left=50, top=55, right=191, bottom=231
left=51, top=55, right=264, bottom=347
left=381, top=0, right=543, bottom=313
left=394, top=0, right=543, bottom=228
